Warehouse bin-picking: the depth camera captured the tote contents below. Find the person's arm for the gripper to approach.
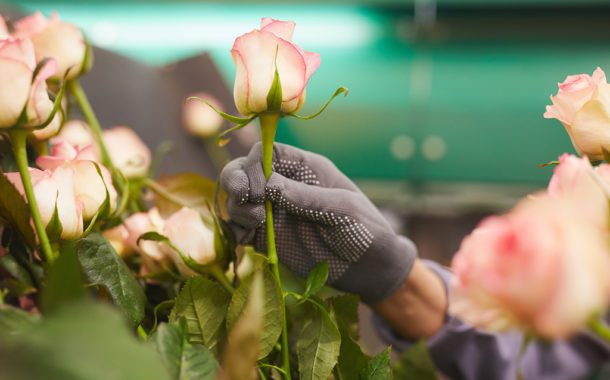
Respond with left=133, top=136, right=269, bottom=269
left=372, top=259, right=447, bottom=340
left=373, top=260, right=610, bottom=380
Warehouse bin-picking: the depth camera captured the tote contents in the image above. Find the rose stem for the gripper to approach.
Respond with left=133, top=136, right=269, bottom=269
left=259, top=113, right=292, bottom=380
left=67, top=80, right=125, bottom=194
left=10, top=129, right=55, bottom=262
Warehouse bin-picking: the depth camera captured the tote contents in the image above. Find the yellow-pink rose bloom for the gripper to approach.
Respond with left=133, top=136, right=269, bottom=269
left=545, top=68, right=610, bottom=160
left=231, top=17, right=320, bottom=115
left=103, top=126, right=151, bottom=179
left=450, top=194, right=610, bottom=339
left=14, top=12, right=86, bottom=79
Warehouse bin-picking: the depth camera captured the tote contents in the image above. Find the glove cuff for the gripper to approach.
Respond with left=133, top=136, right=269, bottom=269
left=332, top=235, right=417, bottom=304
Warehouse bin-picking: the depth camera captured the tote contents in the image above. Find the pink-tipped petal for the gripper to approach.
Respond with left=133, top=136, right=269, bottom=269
left=231, top=50, right=250, bottom=116
left=302, top=50, right=321, bottom=82
left=591, top=67, right=607, bottom=84
left=13, top=12, right=49, bottom=36
left=260, top=17, right=296, bottom=42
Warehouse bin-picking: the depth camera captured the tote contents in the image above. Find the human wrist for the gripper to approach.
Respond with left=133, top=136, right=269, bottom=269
left=372, top=259, right=448, bottom=340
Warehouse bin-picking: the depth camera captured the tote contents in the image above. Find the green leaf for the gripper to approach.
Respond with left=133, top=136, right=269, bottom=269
left=0, top=301, right=170, bottom=380
left=44, top=201, right=63, bottom=242
left=360, top=347, right=393, bottom=380
left=150, top=174, right=216, bottom=219
left=226, top=268, right=283, bottom=359
left=153, top=320, right=219, bottom=380
left=302, top=261, right=328, bottom=299
left=169, top=276, right=231, bottom=354
left=296, top=303, right=341, bottom=380
left=0, top=255, right=33, bottom=288
left=40, top=240, right=86, bottom=313
left=393, top=340, right=437, bottom=380
left=0, top=304, right=39, bottom=342
left=288, top=86, right=348, bottom=120
left=0, top=170, right=36, bottom=250
left=266, top=50, right=283, bottom=112
left=219, top=271, right=264, bottom=380
left=76, top=233, right=146, bottom=324
left=331, top=295, right=369, bottom=380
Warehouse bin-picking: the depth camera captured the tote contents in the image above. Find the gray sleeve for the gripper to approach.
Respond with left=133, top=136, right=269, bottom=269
left=373, top=260, right=610, bottom=380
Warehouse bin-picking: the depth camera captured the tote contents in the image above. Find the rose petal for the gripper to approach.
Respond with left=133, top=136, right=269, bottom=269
left=260, top=17, right=295, bottom=42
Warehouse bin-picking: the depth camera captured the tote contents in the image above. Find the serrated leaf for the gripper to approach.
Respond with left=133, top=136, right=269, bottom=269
left=303, top=261, right=328, bottom=299
left=76, top=233, right=146, bottom=324
left=226, top=268, right=283, bottom=359
left=393, top=340, right=437, bottom=380
left=153, top=320, right=218, bottom=380
left=169, top=276, right=231, bottom=354
left=360, top=347, right=392, bottom=380
left=296, top=303, right=341, bottom=380
left=0, top=171, right=36, bottom=250
left=150, top=174, right=216, bottom=219
left=40, top=240, right=86, bottom=313
left=0, top=301, right=169, bottom=380
left=218, top=272, right=264, bottom=380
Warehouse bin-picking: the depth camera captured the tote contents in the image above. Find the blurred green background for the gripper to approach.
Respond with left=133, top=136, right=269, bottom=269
left=4, top=1, right=610, bottom=194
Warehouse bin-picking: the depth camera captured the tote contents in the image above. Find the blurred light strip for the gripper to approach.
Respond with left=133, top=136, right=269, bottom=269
left=13, top=3, right=380, bottom=50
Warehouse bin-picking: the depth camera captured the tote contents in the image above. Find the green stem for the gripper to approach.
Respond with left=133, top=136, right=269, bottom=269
left=10, top=130, right=55, bottom=263
left=259, top=113, right=291, bottom=380
left=68, top=80, right=124, bottom=193
left=208, top=265, right=234, bottom=295
left=589, top=318, right=610, bottom=341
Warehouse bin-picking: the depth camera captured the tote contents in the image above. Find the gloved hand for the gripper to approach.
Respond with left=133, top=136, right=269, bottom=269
left=220, top=143, right=416, bottom=303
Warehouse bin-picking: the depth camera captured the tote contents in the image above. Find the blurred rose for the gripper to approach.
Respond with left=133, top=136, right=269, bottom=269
left=14, top=12, right=86, bottom=79
left=5, top=167, right=83, bottom=240
left=163, top=207, right=215, bottom=275
left=102, top=225, right=129, bottom=257
left=37, top=142, right=117, bottom=220
left=450, top=194, right=610, bottom=339
left=52, top=120, right=98, bottom=151
left=183, top=93, right=224, bottom=138
left=544, top=68, right=610, bottom=160
left=232, top=17, right=320, bottom=115
left=0, top=37, right=56, bottom=128
left=103, top=126, right=151, bottom=179
left=123, top=208, right=167, bottom=267
left=547, top=154, right=610, bottom=229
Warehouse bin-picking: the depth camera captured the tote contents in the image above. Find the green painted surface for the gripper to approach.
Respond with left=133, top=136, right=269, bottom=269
left=4, top=1, right=606, bottom=184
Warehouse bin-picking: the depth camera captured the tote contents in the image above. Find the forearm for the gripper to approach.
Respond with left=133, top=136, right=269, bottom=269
left=371, top=259, right=447, bottom=340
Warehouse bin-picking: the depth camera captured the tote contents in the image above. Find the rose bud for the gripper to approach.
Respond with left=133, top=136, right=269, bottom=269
left=0, top=37, right=56, bottom=128
left=37, top=142, right=117, bottom=220
left=102, top=224, right=129, bottom=257
left=163, top=207, right=216, bottom=276
left=5, top=167, right=84, bottom=240
left=183, top=93, right=224, bottom=138
left=544, top=68, right=610, bottom=160
left=51, top=120, right=98, bottom=151
left=103, top=126, right=151, bottom=179
left=123, top=209, right=169, bottom=275
left=14, top=12, right=87, bottom=79
left=450, top=193, right=610, bottom=339
left=232, top=17, right=320, bottom=115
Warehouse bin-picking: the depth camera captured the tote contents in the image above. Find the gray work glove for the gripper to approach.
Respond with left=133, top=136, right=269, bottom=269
left=220, top=143, right=416, bottom=303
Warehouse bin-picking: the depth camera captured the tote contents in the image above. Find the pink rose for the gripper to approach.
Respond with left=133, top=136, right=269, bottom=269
left=450, top=194, right=610, bottom=339
left=5, top=167, right=83, bottom=240
left=232, top=17, right=320, bottom=115
left=37, top=142, right=117, bottom=220
left=103, top=126, right=151, bottom=179
left=547, top=154, right=610, bottom=229
left=0, top=37, right=56, bottom=128
left=102, top=225, right=129, bottom=257
left=14, top=12, right=86, bottom=79
left=123, top=208, right=166, bottom=261
left=544, top=68, right=610, bottom=160
left=51, top=120, right=97, bottom=151
left=183, top=93, right=224, bottom=138
left=163, top=207, right=216, bottom=276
